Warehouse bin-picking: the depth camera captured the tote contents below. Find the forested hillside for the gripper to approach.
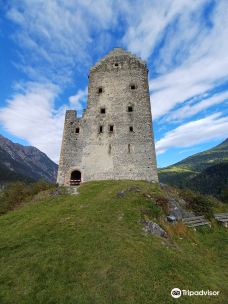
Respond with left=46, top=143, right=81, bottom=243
left=159, top=139, right=228, bottom=201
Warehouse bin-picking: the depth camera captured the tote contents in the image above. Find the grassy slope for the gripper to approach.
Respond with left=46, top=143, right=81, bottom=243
left=0, top=181, right=227, bottom=304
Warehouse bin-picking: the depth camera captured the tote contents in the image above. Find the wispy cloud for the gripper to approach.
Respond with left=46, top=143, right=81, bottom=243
left=0, top=83, right=64, bottom=162
left=167, top=91, right=228, bottom=121
left=156, top=113, right=228, bottom=154
left=69, top=87, right=88, bottom=117
left=122, top=0, right=207, bottom=60
left=1, top=1, right=117, bottom=161
left=6, top=0, right=117, bottom=84
left=148, top=0, right=228, bottom=119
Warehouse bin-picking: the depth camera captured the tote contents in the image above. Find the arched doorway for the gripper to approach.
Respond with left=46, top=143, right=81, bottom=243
left=70, top=170, right=81, bottom=186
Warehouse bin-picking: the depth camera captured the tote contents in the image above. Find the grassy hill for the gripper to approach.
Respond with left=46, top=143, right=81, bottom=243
left=0, top=181, right=227, bottom=304
left=159, top=139, right=228, bottom=201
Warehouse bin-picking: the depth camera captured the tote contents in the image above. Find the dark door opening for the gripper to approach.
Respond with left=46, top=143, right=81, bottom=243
left=70, top=170, right=81, bottom=186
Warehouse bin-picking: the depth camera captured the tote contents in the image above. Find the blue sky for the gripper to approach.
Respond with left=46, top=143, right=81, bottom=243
left=0, top=0, right=227, bottom=167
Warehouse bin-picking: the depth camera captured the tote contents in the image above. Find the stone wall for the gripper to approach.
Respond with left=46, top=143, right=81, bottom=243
left=57, top=48, right=158, bottom=185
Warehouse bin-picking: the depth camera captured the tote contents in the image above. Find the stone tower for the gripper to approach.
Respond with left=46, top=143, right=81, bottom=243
left=57, top=48, right=158, bottom=185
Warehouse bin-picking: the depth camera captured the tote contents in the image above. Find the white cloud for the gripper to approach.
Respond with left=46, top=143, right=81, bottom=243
left=6, top=0, right=117, bottom=84
left=1, top=1, right=117, bottom=162
left=0, top=83, right=65, bottom=162
left=69, top=87, right=88, bottom=116
left=122, top=0, right=207, bottom=60
left=150, top=54, right=228, bottom=119
left=156, top=113, right=228, bottom=154
left=167, top=91, right=228, bottom=121
left=149, top=0, right=228, bottom=119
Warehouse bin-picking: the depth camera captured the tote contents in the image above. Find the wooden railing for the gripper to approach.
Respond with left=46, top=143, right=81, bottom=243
left=70, top=179, right=81, bottom=186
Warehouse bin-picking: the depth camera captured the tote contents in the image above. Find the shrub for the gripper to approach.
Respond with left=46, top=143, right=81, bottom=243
left=161, top=221, right=193, bottom=239
left=141, top=203, right=162, bottom=221
left=178, top=189, right=213, bottom=218
left=221, top=187, right=228, bottom=204
left=154, top=195, right=169, bottom=215
left=0, top=180, right=57, bottom=215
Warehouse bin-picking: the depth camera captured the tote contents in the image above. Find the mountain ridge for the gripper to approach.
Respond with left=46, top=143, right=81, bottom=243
left=0, top=134, right=58, bottom=183
left=161, top=138, right=228, bottom=172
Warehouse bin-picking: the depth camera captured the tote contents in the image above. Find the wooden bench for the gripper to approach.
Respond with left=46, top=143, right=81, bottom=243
left=214, top=213, right=228, bottom=228
left=182, top=216, right=211, bottom=228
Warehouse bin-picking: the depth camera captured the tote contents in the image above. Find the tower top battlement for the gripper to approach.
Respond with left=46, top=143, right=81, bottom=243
left=90, top=47, right=147, bottom=73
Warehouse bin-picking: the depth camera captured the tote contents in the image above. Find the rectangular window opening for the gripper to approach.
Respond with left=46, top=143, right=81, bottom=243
left=128, top=106, right=133, bottom=112
left=109, top=125, right=114, bottom=132
left=99, top=125, right=103, bottom=133
left=129, top=126, right=133, bottom=132
left=100, top=108, right=106, bottom=114
left=75, top=127, right=80, bottom=133
left=98, top=87, right=103, bottom=94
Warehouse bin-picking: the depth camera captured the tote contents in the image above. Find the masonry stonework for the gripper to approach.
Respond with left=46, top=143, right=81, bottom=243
left=57, top=48, right=158, bottom=185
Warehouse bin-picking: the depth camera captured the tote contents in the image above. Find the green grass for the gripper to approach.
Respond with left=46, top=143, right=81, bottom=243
left=159, top=166, right=197, bottom=173
left=0, top=181, right=227, bottom=304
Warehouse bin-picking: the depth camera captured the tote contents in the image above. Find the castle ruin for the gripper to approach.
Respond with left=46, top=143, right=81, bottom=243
left=57, top=48, right=158, bottom=185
